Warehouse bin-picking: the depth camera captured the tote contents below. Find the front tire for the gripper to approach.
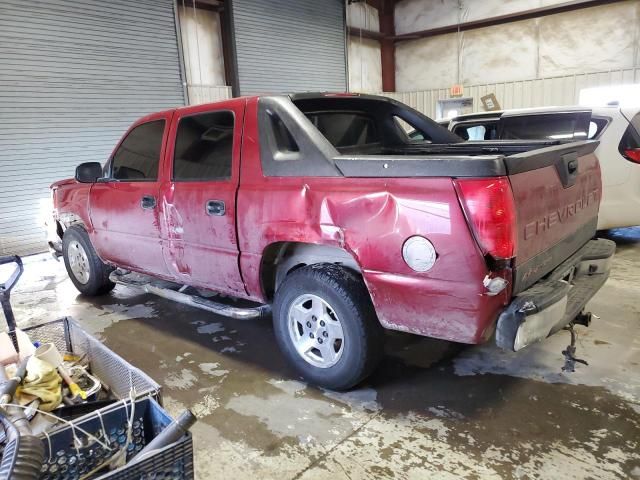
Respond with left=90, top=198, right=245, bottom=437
left=273, top=264, right=383, bottom=390
left=62, top=226, right=115, bottom=296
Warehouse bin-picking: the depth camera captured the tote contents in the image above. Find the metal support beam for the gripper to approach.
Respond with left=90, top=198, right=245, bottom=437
left=346, top=26, right=385, bottom=40
left=380, top=0, right=395, bottom=92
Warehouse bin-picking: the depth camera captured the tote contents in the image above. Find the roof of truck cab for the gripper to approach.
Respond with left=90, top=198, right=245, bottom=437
left=170, top=92, right=401, bottom=114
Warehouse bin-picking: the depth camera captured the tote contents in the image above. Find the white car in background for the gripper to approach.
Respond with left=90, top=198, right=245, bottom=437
left=441, top=106, right=640, bottom=230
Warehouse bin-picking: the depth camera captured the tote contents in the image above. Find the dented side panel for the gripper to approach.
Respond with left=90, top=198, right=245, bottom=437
left=157, top=99, right=247, bottom=296
left=238, top=98, right=508, bottom=343
left=53, top=182, right=93, bottom=232
left=88, top=110, right=174, bottom=277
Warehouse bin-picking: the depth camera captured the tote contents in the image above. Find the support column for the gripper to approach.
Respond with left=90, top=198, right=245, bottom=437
left=380, top=0, right=395, bottom=92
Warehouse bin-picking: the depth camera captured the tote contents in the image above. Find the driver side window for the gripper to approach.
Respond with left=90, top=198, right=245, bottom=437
left=111, top=120, right=165, bottom=181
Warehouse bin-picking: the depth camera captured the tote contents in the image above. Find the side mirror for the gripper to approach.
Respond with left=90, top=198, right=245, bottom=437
left=75, top=162, right=103, bottom=183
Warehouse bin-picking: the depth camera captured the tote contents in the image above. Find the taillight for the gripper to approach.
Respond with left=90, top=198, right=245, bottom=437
left=622, top=148, right=640, bottom=163
left=454, top=177, right=517, bottom=260
left=619, top=121, right=640, bottom=164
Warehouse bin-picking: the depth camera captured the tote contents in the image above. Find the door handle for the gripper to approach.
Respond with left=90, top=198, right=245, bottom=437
left=141, top=195, right=156, bottom=210
left=206, top=200, right=225, bottom=216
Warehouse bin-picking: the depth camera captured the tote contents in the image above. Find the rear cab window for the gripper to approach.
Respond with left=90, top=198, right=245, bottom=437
left=304, top=111, right=379, bottom=150
left=290, top=96, right=456, bottom=155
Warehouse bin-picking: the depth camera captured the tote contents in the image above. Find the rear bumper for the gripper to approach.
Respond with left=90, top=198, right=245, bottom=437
left=496, top=238, right=615, bottom=351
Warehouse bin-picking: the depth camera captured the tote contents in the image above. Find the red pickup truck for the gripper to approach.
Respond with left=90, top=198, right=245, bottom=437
left=50, top=93, right=615, bottom=389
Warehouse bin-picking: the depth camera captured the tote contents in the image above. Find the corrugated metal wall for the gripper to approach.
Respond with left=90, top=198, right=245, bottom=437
left=0, top=0, right=186, bottom=256
left=384, top=68, right=640, bottom=119
left=231, top=0, right=347, bottom=95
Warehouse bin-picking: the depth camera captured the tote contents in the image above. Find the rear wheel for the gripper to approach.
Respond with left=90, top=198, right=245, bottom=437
left=62, top=226, right=115, bottom=296
left=273, top=264, right=383, bottom=390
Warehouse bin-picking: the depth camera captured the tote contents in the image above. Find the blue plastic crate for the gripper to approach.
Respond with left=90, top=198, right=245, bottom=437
left=39, top=397, right=193, bottom=480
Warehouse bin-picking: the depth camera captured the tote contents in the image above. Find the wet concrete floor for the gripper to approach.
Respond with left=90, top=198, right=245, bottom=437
left=4, top=228, right=640, bottom=479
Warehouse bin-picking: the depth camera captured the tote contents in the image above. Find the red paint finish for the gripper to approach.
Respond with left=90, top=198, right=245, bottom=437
left=236, top=98, right=507, bottom=343
left=51, top=95, right=602, bottom=346
left=158, top=99, right=247, bottom=295
left=510, top=153, right=601, bottom=266
left=89, top=111, right=173, bottom=277
left=52, top=181, right=93, bottom=232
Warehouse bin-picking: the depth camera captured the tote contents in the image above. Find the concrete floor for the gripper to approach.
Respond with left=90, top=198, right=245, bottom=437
left=3, top=228, right=640, bottom=479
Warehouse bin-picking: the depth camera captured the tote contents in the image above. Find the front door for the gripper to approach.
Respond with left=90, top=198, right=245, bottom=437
left=160, top=101, right=246, bottom=295
left=89, top=113, right=171, bottom=277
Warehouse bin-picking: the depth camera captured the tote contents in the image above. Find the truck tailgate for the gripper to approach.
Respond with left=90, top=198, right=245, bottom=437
left=505, top=140, right=601, bottom=293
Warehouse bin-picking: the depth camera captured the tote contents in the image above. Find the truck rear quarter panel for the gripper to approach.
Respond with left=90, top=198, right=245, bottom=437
left=238, top=99, right=507, bottom=344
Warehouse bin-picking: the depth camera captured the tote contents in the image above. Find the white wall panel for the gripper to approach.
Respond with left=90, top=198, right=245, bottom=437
left=395, top=0, right=458, bottom=35
left=396, top=33, right=458, bottom=91
left=394, top=1, right=640, bottom=92
left=461, top=20, right=538, bottom=86
left=178, top=6, right=227, bottom=91
left=186, top=85, right=233, bottom=104
left=396, top=0, right=589, bottom=35
left=346, top=2, right=380, bottom=32
left=538, top=2, right=638, bottom=77
left=348, top=37, right=383, bottom=93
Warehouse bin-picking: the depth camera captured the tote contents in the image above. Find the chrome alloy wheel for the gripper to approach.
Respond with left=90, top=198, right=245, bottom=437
left=67, top=240, right=90, bottom=284
left=287, top=294, right=345, bottom=368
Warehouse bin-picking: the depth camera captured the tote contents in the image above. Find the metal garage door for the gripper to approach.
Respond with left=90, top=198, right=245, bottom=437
left=0, top=0, right=186, bottom=256
left=230, top=0, right=347, bottom=95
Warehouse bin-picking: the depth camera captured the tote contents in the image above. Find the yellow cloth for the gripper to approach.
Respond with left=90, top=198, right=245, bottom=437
left=15, top=357, right=62, bottom=412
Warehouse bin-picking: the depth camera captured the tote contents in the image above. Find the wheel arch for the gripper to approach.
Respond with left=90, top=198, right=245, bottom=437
left=59, top=213, right=89, bottom=234
left=260, top=242, right=362, bottom=301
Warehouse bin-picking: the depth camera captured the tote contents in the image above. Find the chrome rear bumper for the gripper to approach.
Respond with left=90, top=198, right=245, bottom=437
left=496, top=238, right=615, bottom=351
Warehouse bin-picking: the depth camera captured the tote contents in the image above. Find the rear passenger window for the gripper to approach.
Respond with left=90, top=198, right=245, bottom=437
left=173, top=111, right=234, bottom=181
left=112, top=120, right=165, bottom=181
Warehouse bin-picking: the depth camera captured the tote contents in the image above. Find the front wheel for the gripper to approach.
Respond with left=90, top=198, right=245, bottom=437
left=62, top=226, right=115, bottom=296
left=273, top=264, right=384, bottom=390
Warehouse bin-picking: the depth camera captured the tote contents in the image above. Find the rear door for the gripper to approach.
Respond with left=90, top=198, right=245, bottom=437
left=89, top=114, right=171, bottom=277
left=160, top=100, right=246, bottom=295
left=505, top=140, right=601, bottom=293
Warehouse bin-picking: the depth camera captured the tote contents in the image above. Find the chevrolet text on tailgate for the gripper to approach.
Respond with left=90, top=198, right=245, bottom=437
left=49, top=93, right=615, bottom=390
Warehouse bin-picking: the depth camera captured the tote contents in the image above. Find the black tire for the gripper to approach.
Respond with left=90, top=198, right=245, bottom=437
left=62, top=226, right=115, bottom=296
left=273, top=263, right=384, bottom=390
